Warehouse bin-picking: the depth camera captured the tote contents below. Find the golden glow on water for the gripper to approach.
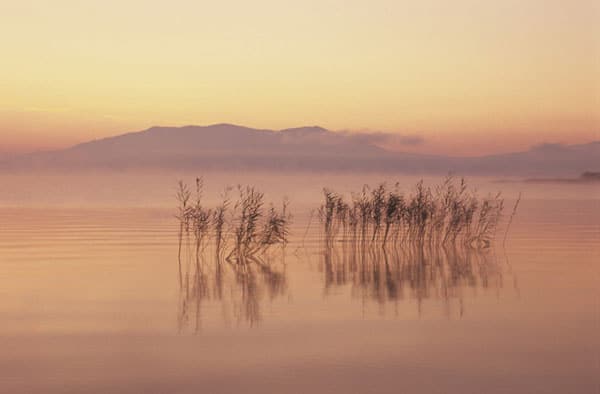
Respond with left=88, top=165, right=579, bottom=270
left=0, top=176, right=598, bottom=392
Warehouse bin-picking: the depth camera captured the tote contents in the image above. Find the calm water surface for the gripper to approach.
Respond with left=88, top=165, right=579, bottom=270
left=0, top=176, right=598, bottom=393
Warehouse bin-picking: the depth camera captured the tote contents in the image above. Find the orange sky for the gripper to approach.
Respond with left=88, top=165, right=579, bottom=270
left=1, top=0, right=598, bottom=156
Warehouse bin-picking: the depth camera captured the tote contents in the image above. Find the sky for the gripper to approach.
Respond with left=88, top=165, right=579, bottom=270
left=0, top=0, right=598, bottom=156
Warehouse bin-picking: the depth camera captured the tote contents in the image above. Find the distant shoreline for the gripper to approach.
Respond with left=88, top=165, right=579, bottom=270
left=523, top=178, right=600, bottom=184
left=522, top=172, right=600, bottom=184
left=493, top=172, right=600, bottom=184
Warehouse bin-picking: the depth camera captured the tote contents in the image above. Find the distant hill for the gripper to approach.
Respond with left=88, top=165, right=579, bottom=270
left=450, top=141, right=600, bottom=176
left=1, top=124, right=598, bottom=176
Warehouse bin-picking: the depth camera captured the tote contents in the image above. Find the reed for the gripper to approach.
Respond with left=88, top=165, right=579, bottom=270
left=370, top=184, right=386, bottom=241
left=232, top=185, right=264, bottom=259
left=318, top=189, right=343, bottom=245
left=176, top=178, right=291, bottom=330
left=317, top=177, right=505, bottom=249
left=213, top=186, right=231, bottom=260
left=175, top=179, right=291, bottom=265
left=383, top=183, right=403, bottom=244
left=175, top=180, right=192, bottom=284
left=259, top=198, right=291, bottom=252
left=190, top=177, right=212, bottom=257
left=502, top=192, right=521, bottom=247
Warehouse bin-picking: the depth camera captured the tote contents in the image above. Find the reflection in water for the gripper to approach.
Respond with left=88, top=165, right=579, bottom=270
left=177, top=242, right=287, bottom=332
left=178, top=236, right=518, bottom=330
left=320, top=241, right=513, bottom=317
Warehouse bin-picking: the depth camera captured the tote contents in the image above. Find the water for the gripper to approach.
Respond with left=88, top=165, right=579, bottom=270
left=0, top=175, right=598, bottom=393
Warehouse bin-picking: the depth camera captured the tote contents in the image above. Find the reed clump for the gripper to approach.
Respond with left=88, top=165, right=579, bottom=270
left=318, top=177, right=504, bottom=249
left=176, top=179, right=291, bottom=264
left=176, top=179, right=289, bottom=331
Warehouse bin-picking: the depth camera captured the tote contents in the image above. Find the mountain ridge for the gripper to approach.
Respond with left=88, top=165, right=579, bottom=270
left=2, top=124, right=598, bottom=176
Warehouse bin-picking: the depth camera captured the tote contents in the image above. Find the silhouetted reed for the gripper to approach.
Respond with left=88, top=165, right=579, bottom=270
left=503, top=192, right=522, bottom=247
left=318, top=177, right=504, bottom=249
left=259, top=199, right=290, bottom=251
left=176, top=181, right=192, bottom=285
left=190, top=178, right=212, bottom=257
left=232, top=186, right=265, bottom=259
left=176, top=179, right=291, bottom=265
left=213, top=186, right=231, bottom=259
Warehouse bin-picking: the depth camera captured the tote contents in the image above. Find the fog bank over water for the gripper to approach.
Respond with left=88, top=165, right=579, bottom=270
left=0, top=172, right=597, bottom=209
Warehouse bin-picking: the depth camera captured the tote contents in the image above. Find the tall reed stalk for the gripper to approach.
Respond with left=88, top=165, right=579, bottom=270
left=176, top=181, right=191, bottom=285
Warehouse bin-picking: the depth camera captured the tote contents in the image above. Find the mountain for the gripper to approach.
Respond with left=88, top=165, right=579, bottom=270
left=1, top=124, right=598, bottom=176
left=457, top=142, right=600, bottom=176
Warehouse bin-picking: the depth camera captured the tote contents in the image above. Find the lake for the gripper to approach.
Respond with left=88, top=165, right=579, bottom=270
left=0, top=173, right=598, bottom=393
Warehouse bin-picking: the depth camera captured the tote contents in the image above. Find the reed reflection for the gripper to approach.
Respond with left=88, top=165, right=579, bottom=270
left=177, top=245, right=288, bottom=331
left=320, top=242, right=509, bottom=317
